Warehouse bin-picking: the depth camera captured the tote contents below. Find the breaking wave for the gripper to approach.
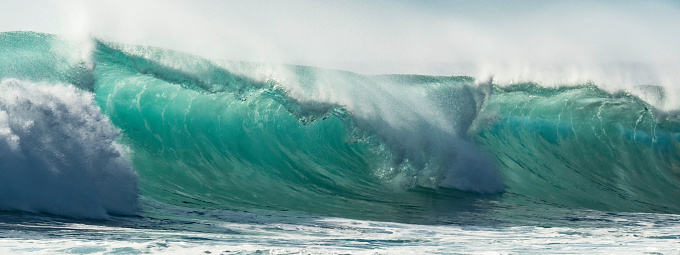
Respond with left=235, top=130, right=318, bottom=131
left=1, top=31, right=679, bottom=219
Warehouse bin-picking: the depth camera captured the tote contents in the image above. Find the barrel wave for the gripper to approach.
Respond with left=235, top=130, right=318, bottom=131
left=1, top=31, right=679, bottom=220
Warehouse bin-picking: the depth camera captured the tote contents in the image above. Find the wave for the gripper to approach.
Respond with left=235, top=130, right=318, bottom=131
left=1, top=31, right=679, bottom=219
left=93, top=39, right=502, bottom=219
left=481, top=84, right=680, bottom=213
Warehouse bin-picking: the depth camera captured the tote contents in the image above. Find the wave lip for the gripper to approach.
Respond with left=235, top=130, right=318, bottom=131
left=0, top=79, right=138, bottom=219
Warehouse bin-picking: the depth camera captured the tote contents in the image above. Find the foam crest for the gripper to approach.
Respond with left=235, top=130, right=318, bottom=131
left=0, top=79, right=137, bottom=219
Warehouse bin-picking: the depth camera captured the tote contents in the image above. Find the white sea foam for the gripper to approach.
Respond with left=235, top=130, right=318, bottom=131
left=2, top=201, right=680, bottom=254
left=0, top=79, right=137, bottom=219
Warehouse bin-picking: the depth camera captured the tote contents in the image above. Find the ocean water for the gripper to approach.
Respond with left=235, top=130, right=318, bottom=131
left=1, top=31, right=679, bottom=254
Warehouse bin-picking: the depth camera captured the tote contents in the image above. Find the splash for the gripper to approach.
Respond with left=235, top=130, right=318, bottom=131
left=0, top=79, right=137, bottom=219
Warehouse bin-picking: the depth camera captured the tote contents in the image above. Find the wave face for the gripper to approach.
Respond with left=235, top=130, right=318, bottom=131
left=479, top=84, right=680, bottom=212
left=92, top=40, right=502, bottom=220
left=1, top=31, right=679, bottom=219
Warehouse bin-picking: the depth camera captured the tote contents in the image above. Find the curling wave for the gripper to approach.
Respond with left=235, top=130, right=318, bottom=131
left=1, top=31, right=679, bottom=220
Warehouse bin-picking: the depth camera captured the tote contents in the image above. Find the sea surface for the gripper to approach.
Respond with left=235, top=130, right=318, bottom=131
left=1, top=31, right=679, bottom=254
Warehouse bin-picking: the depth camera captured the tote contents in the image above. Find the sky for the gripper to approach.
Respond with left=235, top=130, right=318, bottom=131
left=1, top=0, right=680, bottom=85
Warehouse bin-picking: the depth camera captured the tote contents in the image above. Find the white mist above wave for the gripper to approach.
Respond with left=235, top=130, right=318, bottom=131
left=6, top=1, right=680, bottom=107
left=0, top=79, right=137, bottom=219
left=52, top=0, right=680, bottom=111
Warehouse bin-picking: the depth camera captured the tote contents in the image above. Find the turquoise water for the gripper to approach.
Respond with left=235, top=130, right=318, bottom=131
left=1, top=31, right=680, bottom=253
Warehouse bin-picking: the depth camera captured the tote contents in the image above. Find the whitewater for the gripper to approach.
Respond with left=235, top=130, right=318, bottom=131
left=1, top=24, right=680, bottom=254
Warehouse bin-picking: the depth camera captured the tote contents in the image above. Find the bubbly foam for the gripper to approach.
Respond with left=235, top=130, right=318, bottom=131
left=0, top=79, right=137, bottom=219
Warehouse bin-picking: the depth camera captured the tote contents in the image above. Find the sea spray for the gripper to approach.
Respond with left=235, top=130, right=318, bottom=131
left=0, top=79, right=137, bottom=219
left=0, top=32, right=95, bottom=90
left=216, top=62, right=504, bottom=192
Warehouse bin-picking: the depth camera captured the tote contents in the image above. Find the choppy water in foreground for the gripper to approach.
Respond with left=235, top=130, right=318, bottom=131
left=3, top=198, right=680, bottom=254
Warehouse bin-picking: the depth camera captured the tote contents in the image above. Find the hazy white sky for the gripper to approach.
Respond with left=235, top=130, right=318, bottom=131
left=2, top=0, right=680, bottom=77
